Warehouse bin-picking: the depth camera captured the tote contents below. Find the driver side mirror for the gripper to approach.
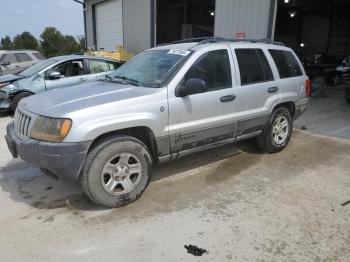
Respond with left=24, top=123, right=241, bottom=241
left=0, top=61, right=10, bottom=66
left=175, top=78, right=207, bottom=97
left=49, top=71, right=62, bottom=80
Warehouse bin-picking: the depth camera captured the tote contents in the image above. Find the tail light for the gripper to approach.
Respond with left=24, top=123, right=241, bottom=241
left=305, top=79, right=311, bottom=97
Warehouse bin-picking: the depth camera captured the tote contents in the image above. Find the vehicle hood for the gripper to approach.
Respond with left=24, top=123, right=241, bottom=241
left=0, top=74, right=24, bottom=84
left=21, top=80, right=159, bottom=117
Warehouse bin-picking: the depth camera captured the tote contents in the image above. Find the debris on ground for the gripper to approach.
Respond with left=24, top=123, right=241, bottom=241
left=341, top=200, right=350, bottom=207
left=184, top=245, right=208, bottom=256
left=300, top=126, right=308, bottom=130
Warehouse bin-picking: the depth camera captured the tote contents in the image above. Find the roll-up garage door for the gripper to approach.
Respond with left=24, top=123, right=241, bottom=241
left=95, top=0, right=123, bottom=52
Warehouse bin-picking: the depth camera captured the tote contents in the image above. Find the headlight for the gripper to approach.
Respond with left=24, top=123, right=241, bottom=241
left=31, top=116, right=72, bottom=143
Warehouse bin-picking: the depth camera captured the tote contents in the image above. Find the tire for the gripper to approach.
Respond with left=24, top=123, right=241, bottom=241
left=257, top=107, right=293, bottom=153
left=80, top=135, right=152, bottom=208
left=11, top=92, right=33, bottom=112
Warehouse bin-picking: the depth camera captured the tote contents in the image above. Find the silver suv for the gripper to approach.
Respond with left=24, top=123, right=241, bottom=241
left=5, top=38, right=310, bottom=207
left=0, top=50, right=44, bottom=76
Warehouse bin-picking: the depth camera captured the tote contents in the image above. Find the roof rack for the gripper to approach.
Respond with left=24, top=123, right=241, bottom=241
left=225, top=38, right=285, bottom=46
left=161, top=37, right=285, bottom=47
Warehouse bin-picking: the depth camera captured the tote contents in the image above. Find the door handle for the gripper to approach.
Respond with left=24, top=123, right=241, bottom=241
left=267, top=86, right=279, bottom=93
left=220, top=95, right=236, bottom=103
left=15, top=65, right=20, bottom=68
left=79, top=77, right=87, bottom=82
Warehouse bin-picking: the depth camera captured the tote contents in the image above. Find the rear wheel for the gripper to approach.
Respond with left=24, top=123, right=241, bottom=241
left=80, top=135, right=152, bottom=208
left=11, top=92, right=33, bottom=112
left=257, top=107, right=293, bottom=153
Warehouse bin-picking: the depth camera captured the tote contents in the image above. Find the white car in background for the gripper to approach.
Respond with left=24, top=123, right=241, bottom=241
left=0, top=50, right=44, bottom=76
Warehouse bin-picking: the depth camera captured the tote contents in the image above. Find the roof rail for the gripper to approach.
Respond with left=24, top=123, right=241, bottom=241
left=157, top=37, right=285, bottom=48
left=169, top=37, right=213, bottom=44
left=225, top=38, right=285, bottom=46
left=169, top=37, right=285, bottom=46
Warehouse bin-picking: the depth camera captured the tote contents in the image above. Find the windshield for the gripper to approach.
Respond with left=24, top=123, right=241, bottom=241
left=109, top=49, right=192, bottom=88
left=18, top=58, right=59, bottom=77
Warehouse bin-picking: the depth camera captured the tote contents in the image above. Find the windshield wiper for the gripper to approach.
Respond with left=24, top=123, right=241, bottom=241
left=114, top=76, right=140, bottom=86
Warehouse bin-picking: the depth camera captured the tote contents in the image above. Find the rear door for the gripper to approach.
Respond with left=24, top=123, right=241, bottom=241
left=232, top=47, right=280, bottom=137
left=268, top=49, right=306, bottom=101
left=168, top=45, right=239, bottom=153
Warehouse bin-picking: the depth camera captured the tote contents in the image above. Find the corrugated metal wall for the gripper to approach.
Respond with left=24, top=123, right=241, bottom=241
left=85, top=0, right=105, bottom=48
left=214, top=0, right=275, bottom=39
left=123, top=0, right=152, bottom=54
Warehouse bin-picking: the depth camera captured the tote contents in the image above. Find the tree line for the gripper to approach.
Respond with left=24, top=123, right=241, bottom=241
left=0, top=27, right=85, bottom=58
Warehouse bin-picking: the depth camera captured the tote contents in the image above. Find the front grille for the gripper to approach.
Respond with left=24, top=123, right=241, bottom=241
left=14, top=109, right=32, bottom=138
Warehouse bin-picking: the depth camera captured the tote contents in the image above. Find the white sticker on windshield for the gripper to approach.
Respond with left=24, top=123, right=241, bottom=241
left=167, top=49, right=191, bottom=56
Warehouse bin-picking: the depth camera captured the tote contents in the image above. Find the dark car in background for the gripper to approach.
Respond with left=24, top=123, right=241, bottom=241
left=304, top=55, right=350, bottom=85
left=0, top=55, right=123, bottom=111
left=0, top=50, right=45, bottom=76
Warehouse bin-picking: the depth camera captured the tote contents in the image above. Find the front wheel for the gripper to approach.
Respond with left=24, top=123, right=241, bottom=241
left=257, top=107, right=293, bottom=153
left=80, top=136, right=152, bottom=208
left=11, top=92, right=33, bottom=112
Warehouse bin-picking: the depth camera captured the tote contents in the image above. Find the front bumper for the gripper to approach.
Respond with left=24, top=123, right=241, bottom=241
left=5, top=122, right=91, bottom=181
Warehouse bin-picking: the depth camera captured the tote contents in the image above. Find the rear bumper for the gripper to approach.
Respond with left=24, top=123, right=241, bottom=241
left=5, top=122, right=91, bottom=181
left=294, top=97, right=309, bottom=120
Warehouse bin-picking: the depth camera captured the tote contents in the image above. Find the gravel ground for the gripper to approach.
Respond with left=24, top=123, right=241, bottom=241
left=0, top=88, right=349, bottom=262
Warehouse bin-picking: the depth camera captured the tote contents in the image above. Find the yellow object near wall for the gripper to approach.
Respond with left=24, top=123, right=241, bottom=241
left=85, top=46, right=134, bottom=62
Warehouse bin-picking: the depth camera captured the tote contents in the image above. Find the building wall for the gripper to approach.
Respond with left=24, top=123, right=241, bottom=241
left=214, top=0, right=275, bottom=39
left=85, top=0, right=276, bottom=53
left=85, top=0, right=152, bottom=54
left=123, top=0, right=152, bottom=54
left=85, top=0, right=103, bottom=48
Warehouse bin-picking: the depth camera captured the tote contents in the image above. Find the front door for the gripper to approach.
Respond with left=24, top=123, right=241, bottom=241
left=44, top=60, right=87, bottom=90
left=168, top=46, right=238, bottom=153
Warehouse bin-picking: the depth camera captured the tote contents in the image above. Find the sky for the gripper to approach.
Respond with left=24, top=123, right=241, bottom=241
left=0, top=0, right=84, bottom=40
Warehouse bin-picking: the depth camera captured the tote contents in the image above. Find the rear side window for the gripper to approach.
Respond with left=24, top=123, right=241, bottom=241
left=89, top=60, right=115, bottom=74
left=15, top=53, right=33, bottom=62
left=32, top=52, right=45, bottom=60
left=269, top=50, right=302, bottom=78
left=184, top=49, right=232, bottom=91
left=235, top=49, right=274, bottom=85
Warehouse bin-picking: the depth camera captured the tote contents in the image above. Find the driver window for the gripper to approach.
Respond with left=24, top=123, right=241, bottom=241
left=182, top=49, right=232, bottom=92
left=45, top=60, right=84, bottom=79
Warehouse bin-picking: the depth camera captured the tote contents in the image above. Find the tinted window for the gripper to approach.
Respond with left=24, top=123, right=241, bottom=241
left=269, top=50, right=302, bottom=78
left=235, top=49, right=274, bottom=85
left=89, top=60, right=115, bottom=73
left=15, top=53, right=33, bottom=62
left=32, top=52, right=45, bottom=60
left=2, top=54, right=17, bottom=64
left=183, top=49, right=232, bottom=91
